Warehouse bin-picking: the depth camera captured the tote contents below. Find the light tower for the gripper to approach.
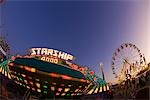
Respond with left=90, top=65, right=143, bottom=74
left=100, top=62, right=105, bottom=81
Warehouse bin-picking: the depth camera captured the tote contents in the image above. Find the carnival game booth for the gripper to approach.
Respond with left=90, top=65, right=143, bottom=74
left=0, top=47, right=109, bottom=99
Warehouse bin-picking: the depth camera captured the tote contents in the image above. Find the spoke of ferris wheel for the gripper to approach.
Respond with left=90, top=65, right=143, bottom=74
left=118, top=47, right=125, bottom=59
left=128, top=45, right=135, bottom=57
left=122, top=45, right=128, bottom=58
left=113, top=60, right=123, bottom=67
left=113, top=52, right=122, bottom=61
left=129, top=48, right=140, bottom=58
left=130, top=54, right=141, bottom=61
left=120, top=46, right=127, bottom=58
left=115, top=47, right=124, bottom=60
left=128, top=55, right=138, bottom=62
left=114, top=62, right=123, bottom=70
left=131, top=59, right=140, bottom=63
left=124, top=59, right=132, bottom=66
left=113, top=57, right=122, bottom=62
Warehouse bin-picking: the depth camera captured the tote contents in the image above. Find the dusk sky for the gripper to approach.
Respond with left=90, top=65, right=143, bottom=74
left=0, top=0, right=149, bottom=83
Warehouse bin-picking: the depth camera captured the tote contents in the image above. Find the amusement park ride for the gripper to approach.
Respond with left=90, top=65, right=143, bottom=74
left=111, top=43, right=148, bottom=83
left=0, top=37, right=109, bottom=99
left=111, top=43, right=150, bottom=99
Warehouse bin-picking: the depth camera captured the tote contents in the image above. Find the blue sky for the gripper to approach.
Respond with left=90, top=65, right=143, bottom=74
left=0, top=0, right=149, bottom=83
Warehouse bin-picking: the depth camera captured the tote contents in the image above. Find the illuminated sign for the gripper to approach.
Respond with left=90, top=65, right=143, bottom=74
left=41, top=56, right=59, bottom=64
left=30, top=48, right=74, bottom=61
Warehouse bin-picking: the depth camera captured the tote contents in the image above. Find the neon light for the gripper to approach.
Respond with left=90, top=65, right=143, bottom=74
left=61, top=93, right=66, bottom=96
left=94, top=87, right=99, bottom=93
left=25, top=66, right=31, bottom=72
left=36, top=83, right=40, bottom=88
left=12, top=75, right=16, bottom=78
left=51, top=86, right=55, bottom=91
left=24, top=66, right=36, bottom=73
left=103, top=85, right=106, bottom=91
left=49, top=73, right=60, bottom=78
left=44, top=91, right=47, bottom=94
left=30, top=81, right=33, bottom=85
left=31, top=68, right=36, bottom=72
left=0, top=67, right=2, bottom=72
left=52, top=82, right=56, bottom=85
left=9, top=63, right=14, bottom=66
left=19, top=78, right=23, bottom=82
left=2, top=69, right=4, bottom=74
left=37, top=89, right=41, bottom=92
left=30, top=48, right=74, bottom=61
left=61, top=75, right=72, bottom=80
left=107, top=85, right=109, bottom=90
left=76, top=93, right=80, bottom=95
left=64, top=88, right=70, bottom=92
left=41, top=56, right=58, bottom=64
left=24, top=80, right=28, bottom=84
left=75, top=89, right=79, bottom=92
left=19, top=65, right=23, bottom=69
left=27, top=86, right=30, bottom=89
left=56, top=93, right=60, bottom=96
left=80, top=79, right=86, bottom=82
left=88, top=88, right=94, bottom=94
left=11, top=56, right=16, bottom=61
left=44, top=81, right=48, bottom=83
left=79, top=86, right=82, bottom=88
left=60, top=84, right=65, bottom=86
left=32, top=88, right=35, bottom=91
left=99, top=87, right=102, bottom=92
left=87, top=80, right=90, bottom=83
left=43, top=85, right=47, bottom=88
left=28, top=76, right=32, bottom=79
left=35, top=78, right=40, bottom=81
left=78, top=89, right=82, bottom=92
left=90, top=71, right=94, bottom=75
left=5, top=71, right=7, bottom=77
left=8, top=73, right=11, bottom=79
left=21, top=74, right=26, bottom=77
left=58, top=88, right=62, bottom=92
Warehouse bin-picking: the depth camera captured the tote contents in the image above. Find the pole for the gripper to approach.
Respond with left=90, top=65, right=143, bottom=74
left=100, top=63, right=105, bottom=81
left=100, top=62, right=107, bottom=92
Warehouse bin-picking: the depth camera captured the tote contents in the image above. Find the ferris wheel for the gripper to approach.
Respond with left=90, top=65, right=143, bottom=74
left=111, top=43, right=145, bottom=82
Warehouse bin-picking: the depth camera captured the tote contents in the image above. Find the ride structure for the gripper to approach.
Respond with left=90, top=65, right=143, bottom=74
left=0, top=38, right=109, bottom=99
left=111, top=43, right=146, bottom=82
left=111, top=43, right=149, bottom=99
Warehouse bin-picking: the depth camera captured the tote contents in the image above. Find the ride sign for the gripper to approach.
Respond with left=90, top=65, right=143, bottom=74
left=30, top=48, right=75, bottom=64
